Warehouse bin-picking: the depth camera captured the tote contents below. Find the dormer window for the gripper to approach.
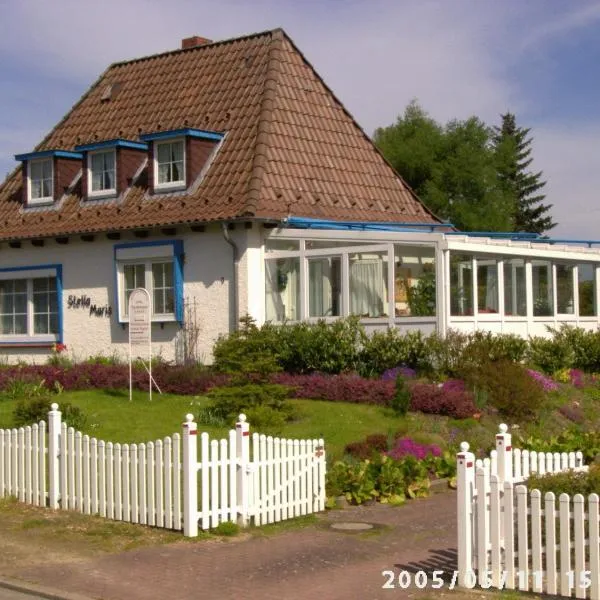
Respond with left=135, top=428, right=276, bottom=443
left=140, top=128, right=224, bottom=195
left=15, top=150, right=83, bottom=207
left=29, top=159, right=53, bottom=204
left=75, top=139, right=148, bottom=200
left=89, top=149, right=116, bottom=196
left=156, top=139, right=185, bottom=189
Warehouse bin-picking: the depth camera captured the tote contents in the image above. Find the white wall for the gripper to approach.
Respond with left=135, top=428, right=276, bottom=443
left=0, top=225, right=250, bottom=364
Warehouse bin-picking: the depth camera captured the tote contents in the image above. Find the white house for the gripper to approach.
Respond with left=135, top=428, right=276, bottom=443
left=0, top=30, right=598, bottom=364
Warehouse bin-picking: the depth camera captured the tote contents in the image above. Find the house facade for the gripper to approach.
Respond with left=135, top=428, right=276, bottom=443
left=0, top=30, right=598, bottom=364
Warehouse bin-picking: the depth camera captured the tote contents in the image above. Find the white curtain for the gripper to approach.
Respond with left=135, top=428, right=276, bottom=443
left=350, top=259, right=385, bottom=317
left=309, top=260, right=332, bottom=317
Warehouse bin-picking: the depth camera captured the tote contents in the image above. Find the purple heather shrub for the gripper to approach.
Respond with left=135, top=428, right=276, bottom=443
left=387, top=437, right=441, bottom=461
left=526, top=369, right=559, bottom=392
left=569, top=369, right=585, bottom=389
left=381, top=365, right=417, bottom=381
left=441, top=379, right=466, bottom=393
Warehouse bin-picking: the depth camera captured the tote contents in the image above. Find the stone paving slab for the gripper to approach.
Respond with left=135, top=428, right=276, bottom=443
left=7, top=491, right=458, bottom=600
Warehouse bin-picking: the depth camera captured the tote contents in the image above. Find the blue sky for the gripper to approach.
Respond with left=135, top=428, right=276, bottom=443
left=1, top=0, right=599, bottom=238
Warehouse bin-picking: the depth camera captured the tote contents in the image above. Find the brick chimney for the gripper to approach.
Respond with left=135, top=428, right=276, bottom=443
left=181, top=36, right=212, bottom=50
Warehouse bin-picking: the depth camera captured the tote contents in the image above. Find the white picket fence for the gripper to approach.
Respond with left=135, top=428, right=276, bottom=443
left=457, top=424, right=597, bottom=599
left=0, top=404, right=327, bottom=536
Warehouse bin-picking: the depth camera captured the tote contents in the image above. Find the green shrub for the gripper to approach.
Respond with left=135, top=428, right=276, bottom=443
left=515, top=429, right=600, bottom=463
left=549, top=325, right=600, bottom=373
left=391, top=375, right=411, bottom=416
left=277, top=317, right=365, bottom=374
left=425, top=330, right=469, bottom=377
left=527, top=334, right=574, bottom=374
left=212, top=521, right=240, bottom=536
left=526, top=465, right=600, bottom=496
left=13, top=398, right=86, bottom=430
left=461, top=360, right=546, bottom=420
left=198, top=384, right=294, bottom=430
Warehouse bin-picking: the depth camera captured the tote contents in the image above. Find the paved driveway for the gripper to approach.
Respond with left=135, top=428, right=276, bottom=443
left=4, top=490, right=457, bottom=600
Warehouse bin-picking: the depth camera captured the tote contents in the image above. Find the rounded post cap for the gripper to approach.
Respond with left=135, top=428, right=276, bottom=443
left=498, top=423, right=508, bottom=433
left=51, top=402, right=59, bottom=411
left=238, top=413, right=247, bottom=423
left=185, top=413, right=194, bottom=423
left=460, top=441, right=470, bottom=452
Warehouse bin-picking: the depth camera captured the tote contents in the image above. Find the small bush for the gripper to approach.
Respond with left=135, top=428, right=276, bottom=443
left=212, top=521, right=240, bottom=536
left=516, top=429, right=600, bottom=463
left=273, top=373, right=394, bottom=405
left=13, top=398, right=86, bottom=430
left=344, top=434, right=389, bottom=460
left=409, top=383, right=476, bottom=419
left=460, top=361, right=547, bottom=421
left=391, top=375, right=411, bottom=416
left=527, top=335, right=574, bottom=374
left=527, top=465, right=600, bottom=496
left=198, top=384, right=293, bottom=429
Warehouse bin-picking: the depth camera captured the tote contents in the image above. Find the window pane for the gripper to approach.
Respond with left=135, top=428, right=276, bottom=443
left=265, top=239, right=300, bottom=253
left=164, top=288, right=174, bottom=313
left=265, top=258, right=300, bottom=321
left=477, top=260, right=499, bottom=314
left=49, top=313, right=59, bottom=334
left=503, top=259, right=526, bottom=316
left=532, top=261, right=553, bottom=316
left=30, top=162, right=42, bottom=180
left=42, top=159, right=52, bottom=179
left=157, top=144, right=170, bottom=164
left=91, top=153, right=103, bottom=171
left=308, top=257, right=341, bottom=317
left=172, top=161, right=183, bottom=182
left=171, top=141, right=184, bottom=162
left=33, top=292, right=47, bottom=313
left=450, top=254, right=473, bottom=316
left=394, top=246, right=436, bottom=317
left=14, top=315, right=27, bottom=334
left=31, top=179, right=42, bottom=199
left=578, top=264, right=596, bottom=316
left=33, top=278, right=49, bottom=293
left=152, top=263, right=165, bottom=288
left=153, top=289, right=165, bottom=314
left=42, top=179, right=53, bottom=198
left=0, top=315, right=12, bottom=334
left=104, top=151, right=115, bottom=170
left=34, top=313, right=48, bottom=334
left=14, top=280, right=26, bottom=293
left=556, top=264, right=574, bottom=314
left=157, top=163, right=169, bottom=184
left=349, top=251, right=388, bottom=318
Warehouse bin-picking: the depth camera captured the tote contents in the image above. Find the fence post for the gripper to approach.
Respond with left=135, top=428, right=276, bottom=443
left=496, top=423, right=512, bottom=486
left=457, top=441, right=476, bottom=588
left=236, top=414, right=250, bottom=527
left=47, top=403, right=61, bottom=509
left=182, top=413, right=198, bottom=537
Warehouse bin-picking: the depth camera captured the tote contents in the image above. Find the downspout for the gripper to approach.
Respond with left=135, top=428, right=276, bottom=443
left=221, top=222, right=239, bottom=330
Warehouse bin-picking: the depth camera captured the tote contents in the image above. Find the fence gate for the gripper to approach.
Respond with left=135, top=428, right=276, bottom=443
left=248, top=430, right=326, bottom=526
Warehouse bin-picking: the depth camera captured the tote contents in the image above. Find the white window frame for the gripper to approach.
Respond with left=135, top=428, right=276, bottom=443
left=0, top=268, right=59, bottom=343
left=153, top=138, right=186, bottom=192
left=117, top=258, right=176, bottom=323
left=88, top=149, right=117, bottom=198
left=27, top=158, right=54, bottom=206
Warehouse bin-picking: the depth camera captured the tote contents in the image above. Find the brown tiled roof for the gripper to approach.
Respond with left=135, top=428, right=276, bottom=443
left=0, top=29, right=440, bottom=241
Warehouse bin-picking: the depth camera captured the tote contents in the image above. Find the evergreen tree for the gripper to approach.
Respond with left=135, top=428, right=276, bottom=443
left=493, top=113, right=555, bottom=234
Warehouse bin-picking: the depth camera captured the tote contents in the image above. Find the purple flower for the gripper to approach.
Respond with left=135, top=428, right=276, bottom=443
left=526, top=369, right=559, bottom=392
left=569, top=369, right=585, bottom=389
left=387, top=437, right=441, bottom=460
left=381, top=365, right=417, bottom=381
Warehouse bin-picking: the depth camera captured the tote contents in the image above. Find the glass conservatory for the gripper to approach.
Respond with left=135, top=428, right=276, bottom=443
left=262, top=222, right=600, bottom=338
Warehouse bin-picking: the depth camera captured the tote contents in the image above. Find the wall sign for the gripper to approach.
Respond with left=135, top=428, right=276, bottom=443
left=67, top=294, right=112, bottom=317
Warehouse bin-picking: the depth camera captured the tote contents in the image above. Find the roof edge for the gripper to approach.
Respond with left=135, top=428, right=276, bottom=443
left=244, top=29, right=284, bottom=217
left=277, top=30, right=445, bottom=225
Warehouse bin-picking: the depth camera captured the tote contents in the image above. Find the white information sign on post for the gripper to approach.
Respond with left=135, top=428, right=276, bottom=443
left=128, top=288, right=152, bottom=402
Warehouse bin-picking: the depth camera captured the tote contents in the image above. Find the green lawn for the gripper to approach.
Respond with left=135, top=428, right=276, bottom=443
left=0, top=383, right=595, bottom=460
left=0, top=388, right=469, bottom=460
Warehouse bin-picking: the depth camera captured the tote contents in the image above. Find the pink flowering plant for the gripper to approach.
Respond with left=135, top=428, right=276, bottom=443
left=526, top=369, right=559, bottom=392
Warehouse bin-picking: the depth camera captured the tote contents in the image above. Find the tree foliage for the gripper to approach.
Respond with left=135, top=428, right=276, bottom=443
left=493, top=112, right=555, bottom=234
left=374, top=101, right=556, bottom=233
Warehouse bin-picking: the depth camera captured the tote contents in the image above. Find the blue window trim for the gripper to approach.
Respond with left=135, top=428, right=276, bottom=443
left=0, top=263, right=63, bottom=345
left=139, top=128, right=223, bottom=142
left=75, top=139, right=148, bottom=152
left=15, top=150, right=83, bottom=161
left=113, top=241, right=184, bottom=325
